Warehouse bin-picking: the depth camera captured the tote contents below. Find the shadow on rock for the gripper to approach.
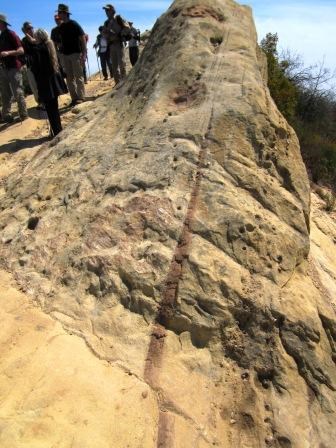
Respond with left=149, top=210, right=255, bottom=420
left=0, top=136, right=50, bottom=154
left=27, top=108, right=49, bottom=120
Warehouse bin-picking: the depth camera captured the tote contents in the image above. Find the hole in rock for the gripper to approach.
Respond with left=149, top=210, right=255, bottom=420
left=210, top=36, right=223, bottom=46
left=27, top=216, right=40, bottom=231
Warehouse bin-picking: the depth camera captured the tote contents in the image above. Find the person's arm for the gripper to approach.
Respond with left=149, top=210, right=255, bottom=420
left=0, top=32, right=25, bottom=58
left=79, top=34, right=87, bottom=63
left=0, top=45, right=24, bottom=58
left=24, top=33, right=37, bottom=44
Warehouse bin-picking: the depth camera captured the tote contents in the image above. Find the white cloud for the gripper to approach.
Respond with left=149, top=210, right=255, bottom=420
left=248, top=1, right=336, bottom=74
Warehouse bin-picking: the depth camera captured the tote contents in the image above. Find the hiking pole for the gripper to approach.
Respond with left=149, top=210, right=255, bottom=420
left=95, top=50, right=102, bottom=79
left=40, top=106, right=51, bottom=137
left=86, top=54, right=91, bottom=80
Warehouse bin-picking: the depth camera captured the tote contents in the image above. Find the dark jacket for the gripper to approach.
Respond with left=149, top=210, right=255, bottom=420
left=21, top=36, right=36, bottom=68
left=51, top=26, right=63, bottom=53
left=31, top=43, right=67, bottom=103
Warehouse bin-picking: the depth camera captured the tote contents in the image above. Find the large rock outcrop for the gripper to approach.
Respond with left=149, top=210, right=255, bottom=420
left=0, top=0, right=335, bottom=446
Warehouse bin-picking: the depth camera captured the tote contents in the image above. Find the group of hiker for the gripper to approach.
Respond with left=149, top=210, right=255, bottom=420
left=0, top=3, right=141, bottom=137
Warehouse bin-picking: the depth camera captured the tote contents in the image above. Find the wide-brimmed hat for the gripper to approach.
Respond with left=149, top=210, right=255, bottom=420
left=56, top=4, right=71, bottom=14
left=103, top=4, right=114, bottom=10
left=0, top=14, right=11, bottom=26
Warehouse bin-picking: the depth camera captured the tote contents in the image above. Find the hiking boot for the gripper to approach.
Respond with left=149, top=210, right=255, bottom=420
left=2, top=115, right=14, bottom=124
left=70, top=99, right=78, bottom=107
left=104, top=76, right=108, bottom=81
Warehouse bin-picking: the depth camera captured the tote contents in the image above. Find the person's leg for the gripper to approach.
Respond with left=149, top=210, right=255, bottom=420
left=83, top=64, right=87, bottom=84
left=133, top=47, right=139, bottom=65
left=70, top=53, right=85, bottom=100
left=107, top=55, right=113, bottom=78
left=0, top=67, right=14, bottom=119
left=44, top=97, right=62, bottom=136
left=26, top=68, right=39, bottom=104
left=62, top=54, right=77, bottom=102
left=57, top=52, right=66, bottom=77
left=129, top=47, right=139, bottom=66
left=110, top=45, right=121, bottom=84
left=9, top=68, right=28, bottom=119
left=117, top=44, right=126, bottom=80
left=100, top=53, right=108, bottom=79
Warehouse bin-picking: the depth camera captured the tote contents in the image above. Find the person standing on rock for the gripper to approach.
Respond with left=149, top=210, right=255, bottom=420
left=103, top=4, right=127, bottom=84
left=29, top=29, right=68, bottom=137
left=94, top=26, right=113, bottom=80
left=127, top=22, right=140, bottom=66
left=51, top=14, right=66, bottom=77
left=56, top=3, right=87, bottom=106
left=0, top=14, right=28, bottom=123
left=21, top=22, right=44, bottom=110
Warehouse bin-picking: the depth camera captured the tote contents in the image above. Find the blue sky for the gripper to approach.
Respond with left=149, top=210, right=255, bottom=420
left=2, top=0, right=335, bottom=84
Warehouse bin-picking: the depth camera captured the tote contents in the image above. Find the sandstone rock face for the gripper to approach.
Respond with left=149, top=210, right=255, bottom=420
left=0, top=0, right=335, bottom=447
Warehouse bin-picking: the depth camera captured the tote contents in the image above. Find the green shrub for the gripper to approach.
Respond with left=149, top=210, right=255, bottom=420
left=324, top=192, right=336, bottom=212
left=260, top=33, right=336, bottom=190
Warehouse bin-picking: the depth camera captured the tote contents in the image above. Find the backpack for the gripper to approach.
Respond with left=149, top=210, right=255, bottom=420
left=115, top=15, right=132, bottom=41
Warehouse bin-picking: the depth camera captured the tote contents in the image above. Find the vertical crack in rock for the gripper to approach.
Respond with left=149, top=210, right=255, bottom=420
left=144, top=136, right=208, bottom=446
left=142, top=3, right=229, bottom=444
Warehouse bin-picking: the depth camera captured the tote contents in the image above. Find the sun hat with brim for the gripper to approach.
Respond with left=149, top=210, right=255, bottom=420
left=103, top=4, right=114, bottom=10
left=56, top=4, right=71, bottom=14
left=0, top=14, right=11, bottom=26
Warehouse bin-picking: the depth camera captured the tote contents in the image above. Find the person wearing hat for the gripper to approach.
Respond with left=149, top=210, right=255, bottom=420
left=51, top=14, right=66, bottom=76
left=103, top=4, right=126, bottom=84
left=56, top=4, right=87, bottom=106
left=0, top=13, right=28, bottom=123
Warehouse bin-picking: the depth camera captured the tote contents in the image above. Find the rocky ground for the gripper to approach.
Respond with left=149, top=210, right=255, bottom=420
left=0, top=74, right=113, bottom=178
left=0, top=1, right=335, bottom=447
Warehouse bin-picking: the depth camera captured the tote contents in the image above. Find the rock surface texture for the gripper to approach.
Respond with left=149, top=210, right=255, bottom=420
left=0, top=0, right=335, bottom=447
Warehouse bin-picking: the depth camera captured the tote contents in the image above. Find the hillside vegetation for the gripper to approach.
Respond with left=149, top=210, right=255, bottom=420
left=260, top=33, right=336, bottom=190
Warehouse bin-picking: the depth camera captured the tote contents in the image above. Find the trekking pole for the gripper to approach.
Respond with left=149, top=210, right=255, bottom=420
left=95, top=50, right=102, bottom=79
left=86, top=54, right=91, bottom=80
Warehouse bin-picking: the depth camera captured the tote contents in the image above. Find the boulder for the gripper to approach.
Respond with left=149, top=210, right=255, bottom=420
left=0, top=0, right=335, bottom=446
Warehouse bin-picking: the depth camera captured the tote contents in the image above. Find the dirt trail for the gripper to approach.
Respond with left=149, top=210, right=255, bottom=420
left=0, top=74, right=114, bottom=180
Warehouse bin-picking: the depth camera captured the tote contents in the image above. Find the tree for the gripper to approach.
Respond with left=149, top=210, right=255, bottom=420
left=260, top=33, right=298, bottom=120
left=260, top=33, right=336, bottom=188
